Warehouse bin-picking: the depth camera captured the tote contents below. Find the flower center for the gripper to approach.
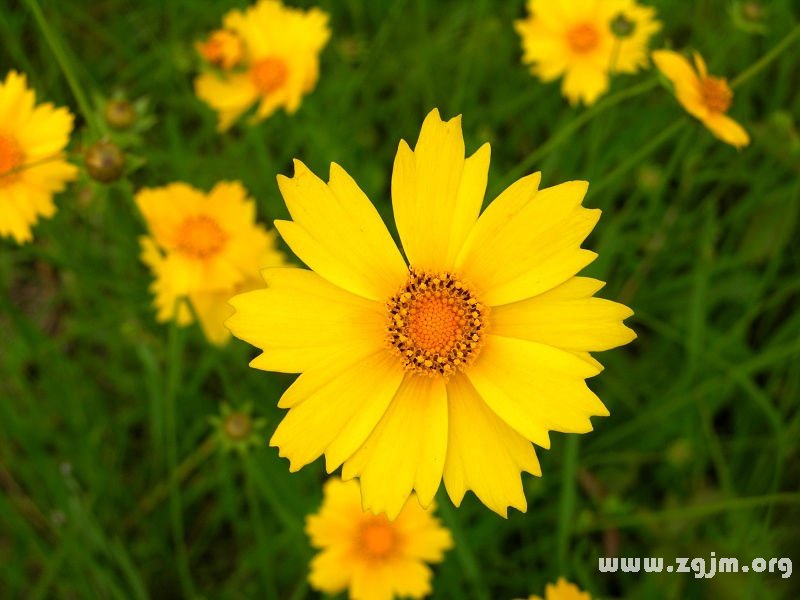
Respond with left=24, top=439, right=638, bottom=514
left=174, top=215, right=227, bottom=259
left=700, top=76, right=733, bottom=113
left=223, top=412, right=252, bottom=441
left=567, top=23, right=600, bottom=53
left=358, top=517, right=397, bottom=559
left=0, top=134, right=25, bottom=187
left=198, top=29, right=244, bottom=70
left=250, top=57, right=288, bottom=95
left=387, top=270, right=486, bottom=377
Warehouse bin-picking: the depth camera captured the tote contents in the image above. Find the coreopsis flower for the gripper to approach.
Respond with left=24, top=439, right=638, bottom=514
left=0, top=71, right=77, bottom=243
left=306, top=478, right=452, bottom=600
left=227, top=109, right=635, bottom=518
left=526, top=578, right=591, bottom=600
left=652, top=50, right=749, bottom=149
left=515, top=0, right=661, bottom=106
left=137, top=181, right=285, bottom=345
left=194, top=0, right=330, bottom=131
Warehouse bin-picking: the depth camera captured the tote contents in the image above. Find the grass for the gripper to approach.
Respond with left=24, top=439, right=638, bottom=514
left=1, top=0, right=799, bottom=598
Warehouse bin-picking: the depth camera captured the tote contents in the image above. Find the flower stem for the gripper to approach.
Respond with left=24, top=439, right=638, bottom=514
left=24, top=0, right=104, bottom=135
left=243, top=455, right=279, bottom=600
left=556, top=436, right=579, bottom=574
left=732, top=24, right=800, bottom=88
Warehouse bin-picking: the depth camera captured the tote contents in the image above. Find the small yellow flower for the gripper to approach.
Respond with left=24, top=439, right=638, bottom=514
left=0, top=71, right=77, bottom=243
left=136, top=181, right=285, bottom=344
left=197, top=29, right=245, bottom=70
left=306, top=478, right=452, bottom=600
left=652, top=50, right=750, bottom=149
left=194, top=0, right=330, bottom=131
left=528, top=578, right=592, bottom=600
left=515, top=0, right=661, bottom=106
left=227, top=109, right=635, bottom=518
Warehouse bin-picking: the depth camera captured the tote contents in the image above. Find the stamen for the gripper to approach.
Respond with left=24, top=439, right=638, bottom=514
left=567, top=23, right=600, bottom=53
left=174, top=215, right=228, bottom=259
left=358, top=516, right=397, bottom=559
left=700, top=76, right=733, bottom=114
left=250, top=57, right=289, bottom=95
left=0, top=134, right=25, bottom=187
left=387, top=269, right=487, bottom=377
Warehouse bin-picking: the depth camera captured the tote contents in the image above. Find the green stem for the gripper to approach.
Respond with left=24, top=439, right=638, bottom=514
left=492, top=77, right=659, bottom=196
left=24, top=0, right=103, bottom=135
left=435, top=496, right=490, bottom=600
left=556, top=436, right=579, bottom=574
left=243, top=456, right=278, bottom=600
left=164, top=311, right=198, bottom=599
left=732, top=24, right=800, bottom=88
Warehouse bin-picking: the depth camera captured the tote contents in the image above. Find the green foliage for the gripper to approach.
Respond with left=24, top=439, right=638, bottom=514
left=1, top=0, right=799, bottom=598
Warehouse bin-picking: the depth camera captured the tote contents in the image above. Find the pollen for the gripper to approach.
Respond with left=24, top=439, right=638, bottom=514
left=250, top=57, right=289, bottom=95
left=358, top=516, right=398, bottom=559
left=700, top=76, right=733, bottom=114
left=567, top=23, right=600, bottom=53
left=387, top=269, right=487, bottom=377
left=174, top=214, right=228, bottom=259
left=0, top=134, right=24, bottom=186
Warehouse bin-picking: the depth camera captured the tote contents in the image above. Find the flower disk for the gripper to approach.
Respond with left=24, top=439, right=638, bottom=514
left=387, top=270, right=485, bottom=377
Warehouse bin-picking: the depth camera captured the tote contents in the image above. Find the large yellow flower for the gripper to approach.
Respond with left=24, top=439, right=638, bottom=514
left=515, top=0, right=661, bottom=106
left=0, top=71, right=77, bottom=243
left=137, top=181, right=284, bottom=344
left=194, top=0, right=330, bottom=131
left=527, top=578, right=591, bottom=600
left=227, top=109, right=635, bottom=518
left=306, top=478, right=452, bottom=600
left=652, top=50, right=749, bottom=149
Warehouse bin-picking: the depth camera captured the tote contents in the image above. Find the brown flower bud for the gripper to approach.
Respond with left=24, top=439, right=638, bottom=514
left=104, top=100, right=136, bottom=130
left=84, top=140, right=125, bottom=183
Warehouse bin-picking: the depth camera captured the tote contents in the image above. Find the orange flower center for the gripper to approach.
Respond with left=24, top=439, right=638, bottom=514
left=250, top=57, right=288, bottom=95
left=198, top=29, right=244, bottom=70
left=700, top=76, right=733, bottom=113
left=174, top=215, right=227, bottom=259
left=0, top=134, right=24, bottom=187
left=358, top=517, right=397, bottom=559
left=567, top=23, right=600, bottom=53
left=387, top=270, right=486, bottom=377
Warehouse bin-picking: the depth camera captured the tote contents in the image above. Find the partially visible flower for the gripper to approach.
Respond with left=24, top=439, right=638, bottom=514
left=515, top=0, right=661, bottom=106
left=209, top=402, right=267, bottom=453
left=194, top=0, right=330, bottom=131
left=136, top=181, right=285, bottom=344
left=0, top=71, right=77, bottom=243
left=652, top=50, right=749, bottom=149
left=197, top=29, right=245, bottom=70
left=306, top=478, right=452, bottom=600
left=526, top=578, right=591, bottom=600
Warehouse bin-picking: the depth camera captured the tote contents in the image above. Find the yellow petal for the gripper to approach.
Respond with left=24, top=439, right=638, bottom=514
left=343, top=375, right=448, bottom=519
left=395, top=499, right=453, bottom=562
left=307, top=548, right=352, bottom=595
left=270, top=350, right=404, bottom=472
left=391, top=109, right=490, bottom=270
left=652, top=50, right=707, bottom=118
left=275, top=160, right=407, bottom=301
left=457, top=179, right=598, bottom=306
left=188, top=288, right=235, bottom=345
left=561, top=62, right=609, bottom=106
left=466, top=335, right=607, bottom=448
left=226, top=268, right=386, bottom=373
left=492, top=277, right=636, bottom=352
left=702, top=112, right=750, bottom=149
left=194, top=71, right=258, bottom=132
left=444, top=374, right=541, bottom=517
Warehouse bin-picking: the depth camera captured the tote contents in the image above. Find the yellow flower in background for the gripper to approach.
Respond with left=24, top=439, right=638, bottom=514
left=528, top=578, right=591, bottom=600
left=194, top=0, right=330, bottom=131
left=0, top=71, right=77, bottom=243
left=227, top=109, right=635, bottom=518
left=515, top=0, right=661, bottom=106
left=306, top=478, right=452, bottom=600
left=137, top=181, right=284, bottom=345
left=652, top=50, right=750, bottom=149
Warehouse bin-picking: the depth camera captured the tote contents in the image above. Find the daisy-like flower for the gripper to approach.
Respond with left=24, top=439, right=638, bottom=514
left=227, top=109, right=635, bottom=518
left=306, top=478, right=452, bottom=600
left=0, top=71, right=77, bottom=243
left=194, top=0, right=330, bottom=131
left=515, top=0, right=661, bottom=106
left=524, top=578, right=591, bottom=600
left=137, top=181, right=285, bottom=345
left=652, top=50, right=749, bottom=149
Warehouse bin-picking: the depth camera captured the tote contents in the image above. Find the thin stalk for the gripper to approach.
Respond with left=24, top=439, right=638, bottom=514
left=556, top=436, right=579, bottom=574
left=435, top=497, right=490, bottom=600
left=732, top=24, right=800, bottom=88
left=244, top=456, right=278, bottom=600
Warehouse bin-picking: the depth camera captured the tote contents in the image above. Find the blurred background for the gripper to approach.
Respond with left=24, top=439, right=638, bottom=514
left=1, top=0, right=798, bottom=598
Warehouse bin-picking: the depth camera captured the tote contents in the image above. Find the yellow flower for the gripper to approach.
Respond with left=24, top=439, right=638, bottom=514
left=528, top=578, right=591, bottom=600
left=227, top=109, right=635, bottom=518
left=652, top=50, right=749, bottom=149
left=515, top=0, right=661, bottom=106
left=196, top=29, right=245, bottom=70
left=194, top=0, right=330, bottom=131
left=137, top=181, right=284, bottom=345
left=306, top=478, right=452, bottom=600
left=0, top=71, right=77, bottom=243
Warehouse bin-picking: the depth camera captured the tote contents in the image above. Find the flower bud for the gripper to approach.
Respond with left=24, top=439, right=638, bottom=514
left=84, top=140, right=125, bottom=183
left=610, top=13, right=635, bottom=38
left=104, top=99, right=136, bottom=130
